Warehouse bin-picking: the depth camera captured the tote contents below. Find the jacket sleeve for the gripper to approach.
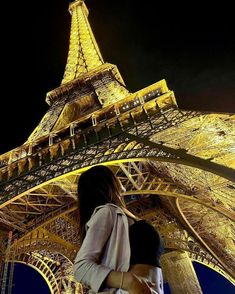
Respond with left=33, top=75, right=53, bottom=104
left=73, top=206, right=115, bottom=292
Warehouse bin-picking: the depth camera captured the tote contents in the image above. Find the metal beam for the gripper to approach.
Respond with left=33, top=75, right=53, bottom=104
left=124, top=132, right=235, bottom=182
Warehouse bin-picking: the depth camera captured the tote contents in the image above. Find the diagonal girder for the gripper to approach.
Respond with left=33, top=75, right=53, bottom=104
left=1, top=132, right=233, bottom=205
left=124, top=132, right=235, bottom=182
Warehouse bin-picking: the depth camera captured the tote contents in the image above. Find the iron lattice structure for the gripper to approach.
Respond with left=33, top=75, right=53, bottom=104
left=0, top=1, right=234, bottom=293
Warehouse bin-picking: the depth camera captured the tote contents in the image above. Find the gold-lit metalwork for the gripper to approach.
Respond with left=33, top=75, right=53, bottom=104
left=0, top=0, right=234, bottom=293
left=62, top=0, right=104, bottom=84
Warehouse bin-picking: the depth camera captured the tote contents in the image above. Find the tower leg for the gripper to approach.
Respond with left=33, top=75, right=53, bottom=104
left=0, top=254, right=3, bottom=289
left=161, top=251, right=202, bottom=294
left=0, top=255, right=3, bottom=289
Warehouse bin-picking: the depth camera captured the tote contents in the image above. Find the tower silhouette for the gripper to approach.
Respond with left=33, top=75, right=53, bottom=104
left=0, top=1, right=234, bottom=293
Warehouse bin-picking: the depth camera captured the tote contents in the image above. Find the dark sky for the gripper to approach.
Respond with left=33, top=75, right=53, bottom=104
left=0, top=0, right=234, bottom=155
left=1, top=0, right=235, bottom=292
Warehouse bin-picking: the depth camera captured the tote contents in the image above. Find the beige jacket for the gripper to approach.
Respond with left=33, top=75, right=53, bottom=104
left=73, top=204, right=130, bottom=293
left=73, top=203, right=163, bottom=294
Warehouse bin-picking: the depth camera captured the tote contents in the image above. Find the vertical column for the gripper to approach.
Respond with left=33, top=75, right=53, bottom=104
left=0, top=255, right=4, bottom=290
left=1, top=231, right=13, bottom=294
left=161, top=250, right=202, bottom=294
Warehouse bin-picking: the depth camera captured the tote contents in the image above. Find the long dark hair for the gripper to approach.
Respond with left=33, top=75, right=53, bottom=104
left=77, top=165, right=123, bottom=240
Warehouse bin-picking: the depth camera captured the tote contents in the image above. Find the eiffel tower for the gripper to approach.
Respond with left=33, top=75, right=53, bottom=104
left=0, top=0, right=234, bottom=293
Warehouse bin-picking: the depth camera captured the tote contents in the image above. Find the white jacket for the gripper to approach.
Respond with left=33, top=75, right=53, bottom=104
left=73, top=204, right=130, bottom=293
left=73, top=203, right=163, bottom=293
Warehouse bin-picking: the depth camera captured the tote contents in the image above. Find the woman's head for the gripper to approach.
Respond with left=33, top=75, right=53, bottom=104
left=77, top=165, right=125, bottom=238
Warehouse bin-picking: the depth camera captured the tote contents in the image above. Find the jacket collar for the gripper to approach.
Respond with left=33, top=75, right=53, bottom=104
left=93, top=203, right=126, bottom=216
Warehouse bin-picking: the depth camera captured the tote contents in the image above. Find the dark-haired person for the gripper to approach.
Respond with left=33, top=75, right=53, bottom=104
left=73, top=165, right=164, bottom=293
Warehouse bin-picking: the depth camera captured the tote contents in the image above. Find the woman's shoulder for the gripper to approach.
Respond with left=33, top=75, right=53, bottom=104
left=87, top=204, right=125, bottom=226
left=95, top=203, right=125, bottom=215
left=91, top=203, right=125, bottom=218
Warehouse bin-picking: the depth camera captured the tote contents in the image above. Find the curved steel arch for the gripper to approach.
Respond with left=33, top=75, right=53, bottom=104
left=14, top=255, right=59, bottom=294
left=13, top=251, right=82, bottom=294
left=1, top=145, right=233, bottom=209
left=13, top=235, right=78, bottom=262
left=176, top=198, right=235, bottom=282
left=123, top=190, right=234, bottom=222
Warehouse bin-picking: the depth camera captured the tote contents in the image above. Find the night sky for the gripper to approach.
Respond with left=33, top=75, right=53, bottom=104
left=1, top=0, right=235, bottom=293
left=0, top=0, right=234, bottom=154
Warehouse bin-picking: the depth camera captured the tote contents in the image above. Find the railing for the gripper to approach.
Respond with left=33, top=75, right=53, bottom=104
left=0, top=84, right=175, bottom=184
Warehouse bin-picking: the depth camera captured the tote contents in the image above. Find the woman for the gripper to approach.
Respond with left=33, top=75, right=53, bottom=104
left=73, top=165, right=164, bottom=293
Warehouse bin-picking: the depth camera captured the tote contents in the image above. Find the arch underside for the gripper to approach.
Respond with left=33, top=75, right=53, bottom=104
left=12, top=251, right=82, bottom=294
left=1, top=158, right=232, bottom=289
left=1, top=111, right=234, bottom=290
left=1, top=110, right=234, bottom=202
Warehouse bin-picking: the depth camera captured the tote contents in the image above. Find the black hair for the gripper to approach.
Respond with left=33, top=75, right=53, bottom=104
left=77, top=165, right=122, bottom=240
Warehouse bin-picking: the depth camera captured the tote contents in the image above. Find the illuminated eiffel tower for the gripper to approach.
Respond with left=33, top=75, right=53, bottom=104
left=0, top=1, right=234, bottom=293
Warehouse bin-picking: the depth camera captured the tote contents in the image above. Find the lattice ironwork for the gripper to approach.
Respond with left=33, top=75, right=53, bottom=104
left=0, top=0, right=234, bottom=293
